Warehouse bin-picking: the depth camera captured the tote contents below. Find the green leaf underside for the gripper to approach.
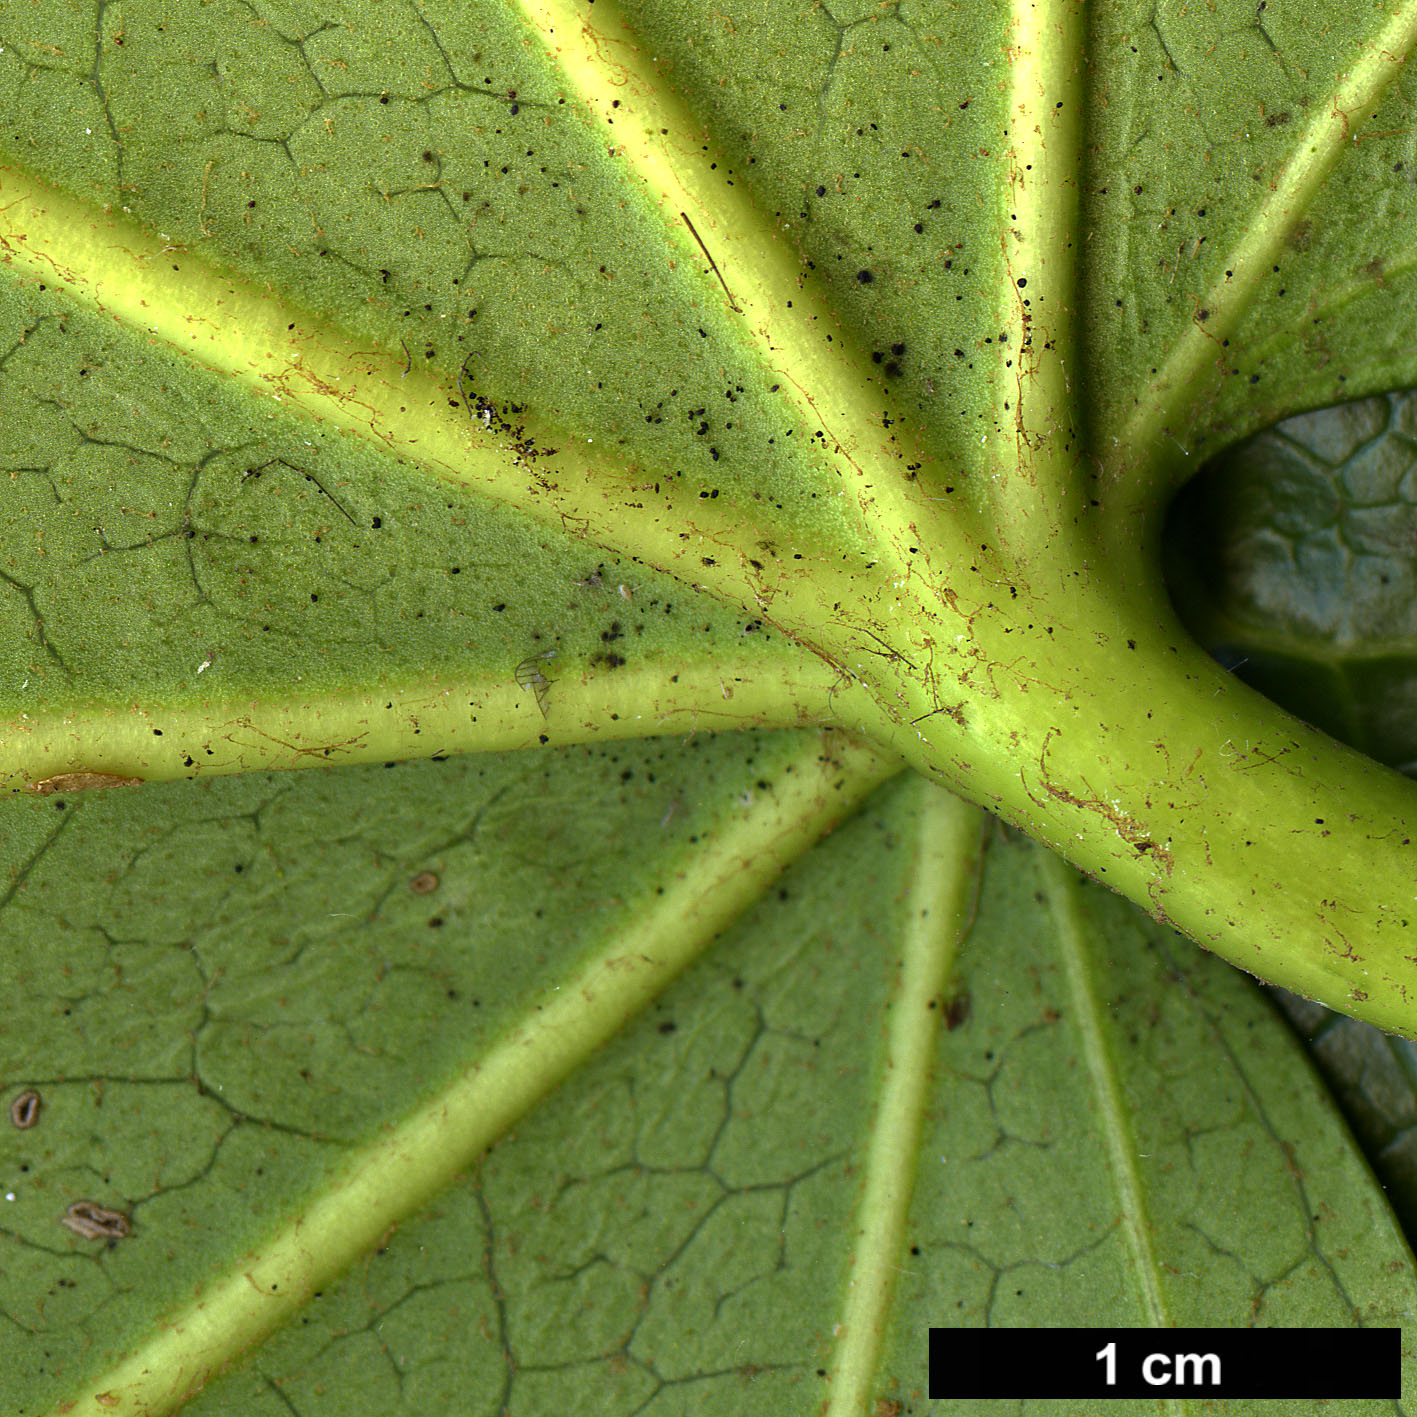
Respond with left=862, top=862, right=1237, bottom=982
left=3, top=731, right=897, bottom=1413
left=0, top=274, right=785, bottom=704
left=5, top=0, right=1417, bottom=1040
left=3, top=0, right=1417, bottom=1413
left=0, top=270, right=841, bottom=780
left=1081, top=1, right=1417, bottom=504
left=6, top=753, right=1413, bottom=1416
left=886, top=843, right=1417, bottom=1416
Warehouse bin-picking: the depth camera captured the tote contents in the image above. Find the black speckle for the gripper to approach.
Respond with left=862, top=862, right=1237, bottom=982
left=856, top=269, right=874, bottom=283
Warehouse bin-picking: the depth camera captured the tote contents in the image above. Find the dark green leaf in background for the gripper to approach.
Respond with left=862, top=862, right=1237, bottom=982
left=1168, top=393, right=1417, bottom=776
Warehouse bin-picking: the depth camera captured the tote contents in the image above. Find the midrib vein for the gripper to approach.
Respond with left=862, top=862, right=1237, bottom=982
left=990, top=0, right=1087, bottom=549
left=826, top=785, right=981, bottom=1417
left=1038, top=851, right=1187, bottom=1415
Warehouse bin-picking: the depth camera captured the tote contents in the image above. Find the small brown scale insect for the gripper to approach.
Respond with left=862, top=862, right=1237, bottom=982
left=9, top=1090, right=40, bottom=1128
left=60, top=1200, right=130, bottom=1241
left=943, top=992, right=971, bottom=1032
